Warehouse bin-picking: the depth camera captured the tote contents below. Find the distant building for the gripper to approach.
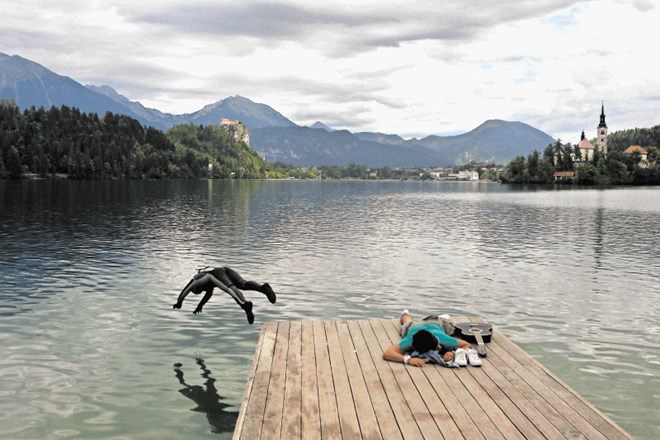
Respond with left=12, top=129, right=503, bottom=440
left=220, top=118, right=240, bottom=126
left=597, top=102, right=608, bottom=155
left=576, top=131, right=595, bottom=162
left=428, top=167, right=452, bottom=179
left=553, top=171, right=575, bottom=181
left=219, top=118, right=250, bottom=145
left=575, top=102, right=608, bottom=163
left=0, top=98, right=17, bottom=108
left=624, top=145, right=649, bottom=168
left=458, top=170, right=479, bottom=181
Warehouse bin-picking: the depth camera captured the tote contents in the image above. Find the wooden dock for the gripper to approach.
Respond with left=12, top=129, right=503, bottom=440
left=233, top=318, right=633, bottom=439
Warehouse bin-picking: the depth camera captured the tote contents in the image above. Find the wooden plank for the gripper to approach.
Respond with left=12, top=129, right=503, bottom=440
left=452, top=317, right=578, bottom=439
left=488, top=336, right=607, bottom=439
left=313, top=320, right=341, bottom=438
left=454, top=317, right=570, bottom=439
left=300, top=321, right=321, bottom=439
left=460, top=362, right=526, bottom=439
left=468, top=316, right=632, bottom=440
left=335, top=320, right=382, bottom=439
left=388, top=318, right=486, bottom=440
left=281, top=320, right=302, bottom=439
left=491, top=330, right=634, bottom=440
left=358, top=320, right=423, bottom=439
left=423, top=367, right=486, bottom=440
left=346, top=320, right=403, bottom=440
left=262, top=321, right=290, bottom=439
left=236, top=321, right=278, bottom=439
left=233, top=319, right=634, bottom=440
left=379, top=319, right=466, bottom=439
left=475, top=336, right=569, bottom=439
left=470, top=352, right=562, bottom=439
left=233, top=320, right=269, bottom=440
left=373, top=319, right=445, bottom=439
left=324, top=320, right=362, bottom=438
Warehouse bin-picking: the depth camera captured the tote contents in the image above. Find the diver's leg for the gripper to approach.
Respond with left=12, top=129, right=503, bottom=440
left=204, top=274, right=247, bottom=304
left=226, top=267, right=276, bottom=303
left=206, top=274, right=254, bottom=324
left=399, top=309, right=413, bottom=337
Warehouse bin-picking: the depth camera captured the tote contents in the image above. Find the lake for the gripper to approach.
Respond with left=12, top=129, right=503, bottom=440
left=1, top=179, right=658, bottom=439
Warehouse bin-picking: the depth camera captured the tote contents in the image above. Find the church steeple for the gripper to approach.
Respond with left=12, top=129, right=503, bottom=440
left=597, top=101, right=608, bottom=155
left=598, top=101, right=607, bottom=129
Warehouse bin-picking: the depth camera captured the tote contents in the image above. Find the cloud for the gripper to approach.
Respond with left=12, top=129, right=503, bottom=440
left=1, top=0, right=659, bottom=142
left=632, top=0, right=655, bottom=12
left=130, top=0, right=583, bottom=55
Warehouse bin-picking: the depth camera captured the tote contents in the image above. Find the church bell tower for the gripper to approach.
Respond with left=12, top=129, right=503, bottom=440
left=597, top=102, right=608, bottom=155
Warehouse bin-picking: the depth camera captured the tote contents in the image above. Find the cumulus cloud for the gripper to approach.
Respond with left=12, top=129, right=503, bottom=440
left=1, top=0, right=659, bottom=141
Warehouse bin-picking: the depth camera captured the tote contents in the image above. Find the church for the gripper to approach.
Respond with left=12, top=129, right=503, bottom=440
left=575, top=103, right=608, bottom=162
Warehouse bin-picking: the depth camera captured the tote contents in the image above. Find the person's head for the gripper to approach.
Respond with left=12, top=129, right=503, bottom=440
left=412, top=329, right=439, bottom=354
left=186, top=278, right=203, bottom=294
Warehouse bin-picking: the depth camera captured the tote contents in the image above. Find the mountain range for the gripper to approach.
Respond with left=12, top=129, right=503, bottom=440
left=0, top=52, right=556, bottom=167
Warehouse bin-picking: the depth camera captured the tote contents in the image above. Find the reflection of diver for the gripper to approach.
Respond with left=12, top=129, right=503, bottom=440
left=174, top=357, right=239, bottom=434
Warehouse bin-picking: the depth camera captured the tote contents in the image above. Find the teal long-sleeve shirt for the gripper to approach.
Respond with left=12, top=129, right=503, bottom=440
left=398, top=322, right=459, bottom=352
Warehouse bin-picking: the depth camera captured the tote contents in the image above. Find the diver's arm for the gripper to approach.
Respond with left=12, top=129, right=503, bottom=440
left=174, top=278, right=195, bottom=309
left=194, top=289, right=214, bottom=314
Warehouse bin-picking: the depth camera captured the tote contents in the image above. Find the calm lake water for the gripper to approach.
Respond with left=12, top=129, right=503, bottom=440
left=1, top=179, right=658, bottom=439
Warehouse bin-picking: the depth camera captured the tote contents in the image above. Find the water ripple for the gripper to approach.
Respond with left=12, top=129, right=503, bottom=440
left=1, top=180, right=659, bottom=439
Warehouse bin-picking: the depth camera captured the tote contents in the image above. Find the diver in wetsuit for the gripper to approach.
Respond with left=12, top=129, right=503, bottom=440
left=173, top=266, right=276, bottom=324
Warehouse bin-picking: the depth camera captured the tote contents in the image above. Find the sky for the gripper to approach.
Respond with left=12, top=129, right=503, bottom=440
left=2, top=0, right=659, bottom=142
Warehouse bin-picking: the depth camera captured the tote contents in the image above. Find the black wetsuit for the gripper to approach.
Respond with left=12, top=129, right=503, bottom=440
left=176, top=267, right=276, bottom=323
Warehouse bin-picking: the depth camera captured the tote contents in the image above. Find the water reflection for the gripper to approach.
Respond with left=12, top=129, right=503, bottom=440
left=1, top=180, right=659, bottom=440
left=173, top=357, right=239, bottom=435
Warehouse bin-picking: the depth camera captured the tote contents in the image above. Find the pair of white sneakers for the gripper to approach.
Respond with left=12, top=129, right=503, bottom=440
left=454, top=348, right=482, bottom=367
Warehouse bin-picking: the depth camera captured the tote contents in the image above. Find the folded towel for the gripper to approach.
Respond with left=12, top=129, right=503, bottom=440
left=411, top=350, right=460, bottom=368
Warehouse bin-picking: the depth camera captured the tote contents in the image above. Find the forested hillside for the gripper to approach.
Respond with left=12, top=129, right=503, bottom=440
left=0, top=104, right=268, bottom=179
left=606, top=126, right=660, bottom=153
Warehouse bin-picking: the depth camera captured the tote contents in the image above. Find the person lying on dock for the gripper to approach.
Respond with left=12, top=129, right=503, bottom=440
left=382, top=310, right=481, bottom=367
left=173, top=266, right=276, bottom=324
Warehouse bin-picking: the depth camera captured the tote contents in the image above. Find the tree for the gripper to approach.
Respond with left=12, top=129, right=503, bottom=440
left=574, top=143, right=582, bottom=161
left=605, top=158, right=629, bottom=184
left=576, top=163, right=598, bottom=185
left=527, top=150, right=539, bottom=183
left=543, top=144, right=554, bottom=163
left=502, top=156, right=526, bottom=184
left=6, top=146, right=21, bottom=178
left=538, top=158, right=556, bottom=184
left=553, top=139, right=563, bottom=166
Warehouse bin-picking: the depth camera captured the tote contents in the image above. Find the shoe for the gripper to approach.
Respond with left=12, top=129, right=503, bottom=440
left=262, top=283, right=277, bottom=304
left=466, top=349, right=482, bottom=367
left=241, top=301, right=254, bottom=324
left=454, top=348, right=468, bottom=367
left=399, top=309, right=412, bottom=337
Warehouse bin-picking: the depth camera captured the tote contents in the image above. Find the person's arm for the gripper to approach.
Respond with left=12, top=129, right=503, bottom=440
left=457, top=339, right=472, bottom=349
left=174, top=278, right=195, bottom=309
left=382, top=344, right=426, bottom=367
left=194, top=289, right=213, bottom=314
